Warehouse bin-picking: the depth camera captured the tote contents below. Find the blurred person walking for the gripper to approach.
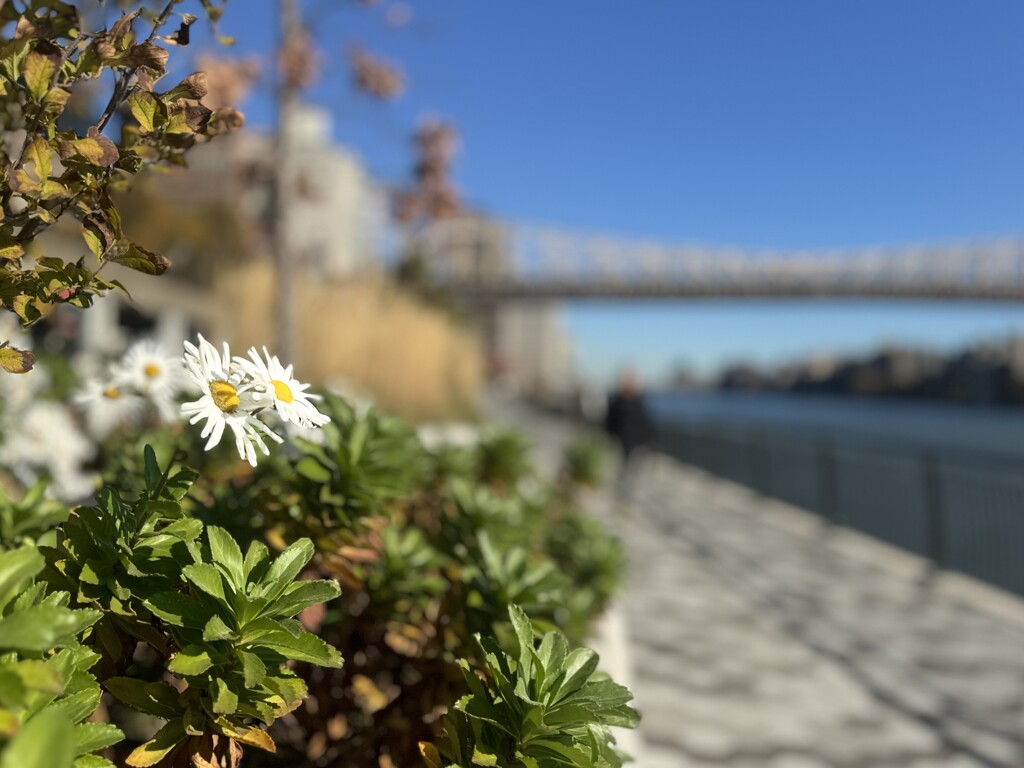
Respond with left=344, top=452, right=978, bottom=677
left=604, top=369, right=654, bottom=502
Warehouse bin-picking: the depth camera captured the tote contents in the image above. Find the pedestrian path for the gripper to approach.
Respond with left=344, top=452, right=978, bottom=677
left=622, top=453, right=1024, bottom=768
left=488, top=401, right=1024, bottom=768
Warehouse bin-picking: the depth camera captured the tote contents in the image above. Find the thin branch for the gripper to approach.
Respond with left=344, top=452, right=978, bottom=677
left=95, top=72, right=126, bottom=133
left=145, top=0, right=182, bottom=44
left=97, top=0, right=181, bottom=133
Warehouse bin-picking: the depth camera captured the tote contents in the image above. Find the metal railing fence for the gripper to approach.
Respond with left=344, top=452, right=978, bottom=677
left=654, top=421, right=1024, bottom=596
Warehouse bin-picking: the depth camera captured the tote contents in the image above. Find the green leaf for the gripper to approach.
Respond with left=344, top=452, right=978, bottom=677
left=38, top=179, right=69, bottom=201
left=25, top=136, right=52, bottom=181
left=0, top=38, right=30, bottom=82
left=74, top=756, right=117, bottom=768
left=0, top=606, right=100, bottom=652
left=295, top=457, right=330, bottom=483
left=51, top=647, right=100, bottom=687
left=458, top=695, right=518, bottom=738
left=11, top=660, right=62, bottom=695
left=127, top=91, right=158, bottom=133
left=73, top=722, right=124, bottom=756
left=10, top=296, right=39, bottom=325
left=535, top=631, right=568, bottom=697
left=471, top=747, right=498, bottom=767
left=242, top=541, right=269, bottom=581
left=158, top=518, right=203, bottom=542
left=207, top=527, right=244, bottom=589
left=267, top=579, right=340, bottom=619
left=202, top=614, right=236, bottom=642
left=508, top=604, right=534, bottom=668
left=182, top=563, right=227, bottom=603
left=553, top=647, right=599, bottom=702
left=104, top=678, right=182, bottom=719
left=210, top=678, right=237, bottom=715
left=0, top=708, right=75, bottom=768
left=0, top=670, right=26, bottom=708
left=0, top=547, right=44, bottom=610
left=248, top=628, right=343, bottom=668
left=23, top=52, right=56, bottom=101
left=104, top=240, right=169, bottom=275
left=257, top=539, right=313, bottom=603
left=164, top=468, right=198, bottom=501
left=238, top=650, right=266, bottom=688
left=143, top=445, right=160, bottom=494
left=167, top=645, right=212, bottom=676
left=80, top=215, right=114, bottom=262
left=49, top=686, right=101, bottom=725
left=145, top=592, right=205, bottom=629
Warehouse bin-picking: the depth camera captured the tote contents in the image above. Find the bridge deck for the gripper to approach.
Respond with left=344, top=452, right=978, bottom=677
left=447, top=281, right=1024, bottom=301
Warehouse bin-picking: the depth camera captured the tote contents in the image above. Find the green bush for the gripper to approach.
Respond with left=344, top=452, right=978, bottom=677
left=426, top=605, right=639, bottom=768
left=561, top=438, right=608, bottom=491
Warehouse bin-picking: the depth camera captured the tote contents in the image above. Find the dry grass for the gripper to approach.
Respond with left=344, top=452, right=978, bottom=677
left=211, top=262, right=482, bottom=420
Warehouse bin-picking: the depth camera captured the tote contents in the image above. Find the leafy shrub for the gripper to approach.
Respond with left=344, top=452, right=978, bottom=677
left=560, top=438, right=608, bottom=491
left=476, top=429, right=533, bottom=491
left=38, top=447, right=343, bottom=768
left=0, top=2, right=638, bottom=765
left=424, top=605, right=639, bottom=768
left=0, top=545, right=114, bottom=768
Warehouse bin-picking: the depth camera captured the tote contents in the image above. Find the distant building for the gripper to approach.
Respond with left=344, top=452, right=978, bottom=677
left=279, top=105, right=390, bottom=278
left=66, top=102, right=395, bottom=354
left=493, top=301, right=574, bottom=396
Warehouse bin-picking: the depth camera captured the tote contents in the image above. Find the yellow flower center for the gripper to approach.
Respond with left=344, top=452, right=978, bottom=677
left=144, top=362, right=161, bottom=378
left=271, top=379, right=294, bottom=403
left=210, top=380, right=240, bottom=413
left=103, top=387, right=121, bottom=399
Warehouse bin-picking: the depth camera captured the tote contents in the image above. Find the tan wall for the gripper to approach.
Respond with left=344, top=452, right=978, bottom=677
left=212, top=262, right=482, bottom=420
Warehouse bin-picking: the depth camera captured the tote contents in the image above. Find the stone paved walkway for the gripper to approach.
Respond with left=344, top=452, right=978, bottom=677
left=489, top=401, right=1024, bottom=768
left=622, top=454, right=1024, bottom=768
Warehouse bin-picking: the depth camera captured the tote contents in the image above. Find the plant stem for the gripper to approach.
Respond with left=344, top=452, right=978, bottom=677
left=97, top=0, right=181, bottom=134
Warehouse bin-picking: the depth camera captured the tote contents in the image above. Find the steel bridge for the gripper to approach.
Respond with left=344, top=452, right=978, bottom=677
left=415, top=219, right=1024, bottom=301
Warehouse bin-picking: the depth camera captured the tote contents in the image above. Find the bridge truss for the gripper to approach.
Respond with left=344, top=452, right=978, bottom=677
left=414, top=219, right=1024, bottom=301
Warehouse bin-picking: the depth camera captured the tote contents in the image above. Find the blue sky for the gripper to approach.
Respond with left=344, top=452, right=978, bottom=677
left=190, top=1, right=1024, bottom=383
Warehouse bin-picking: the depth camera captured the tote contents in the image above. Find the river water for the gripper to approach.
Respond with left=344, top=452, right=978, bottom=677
left=649, top=391, right=1024, bottom=462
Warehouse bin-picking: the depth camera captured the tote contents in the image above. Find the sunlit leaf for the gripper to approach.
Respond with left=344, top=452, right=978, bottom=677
left=0, top=346, right=34, bottom=374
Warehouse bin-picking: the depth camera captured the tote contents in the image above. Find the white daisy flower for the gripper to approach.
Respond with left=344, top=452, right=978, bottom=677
left=73, top=378, right=146, bottom=438
left=180, top=335, right=282, bottom=466
left=121, top=339, right=185, bottom=421
left=235, top=347, right=329, bottom=430
left=0, top=360, right=47, bottom=414
left=0, top=401, right=95, bottom=502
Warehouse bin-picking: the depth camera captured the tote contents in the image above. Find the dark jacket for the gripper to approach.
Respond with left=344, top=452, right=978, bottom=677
left=604, top=392, right=654, bottom=455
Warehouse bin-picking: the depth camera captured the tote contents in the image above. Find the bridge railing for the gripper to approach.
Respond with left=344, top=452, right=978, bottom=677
left=415, top=219, right=1024, bottom=298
